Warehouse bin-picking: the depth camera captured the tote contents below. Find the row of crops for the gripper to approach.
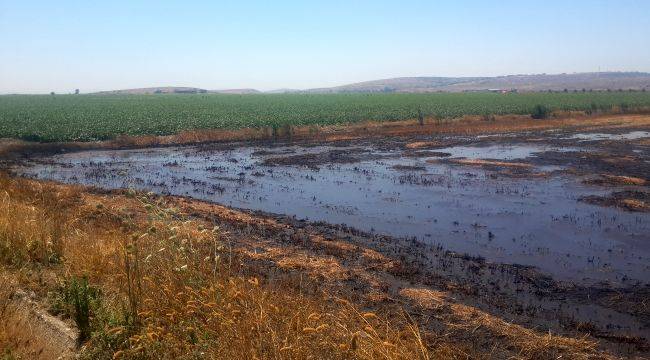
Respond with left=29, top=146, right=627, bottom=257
left=1, top=92, right=650, bottom=142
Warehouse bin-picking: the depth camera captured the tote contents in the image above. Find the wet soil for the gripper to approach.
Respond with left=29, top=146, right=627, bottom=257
left=261, top=148, right=374, bottom=168
left=581, top=190, right=650, bottom=213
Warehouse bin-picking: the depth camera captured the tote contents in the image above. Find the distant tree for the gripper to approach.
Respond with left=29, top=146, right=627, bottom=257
left=581, top=88, right=586, bottom=92
left=50, top=91, right=55, bottom=96
left=607, top=88, right=612, bottom=92
left=563, top=88, right=568, bottom=93
left=75, top=89, right=80, bottom=95
left=573, top=89, right=578, bottom=93
left=531, top=104, right=550, bottom=119
left=417, top=109, right=424, bottom=126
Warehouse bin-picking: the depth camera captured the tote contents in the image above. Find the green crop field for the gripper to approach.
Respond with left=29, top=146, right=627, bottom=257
left=1, top=92, right=649, bottom=142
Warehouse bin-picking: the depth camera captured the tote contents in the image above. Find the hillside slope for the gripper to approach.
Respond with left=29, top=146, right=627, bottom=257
left=306, top=72, right=650, bottom=93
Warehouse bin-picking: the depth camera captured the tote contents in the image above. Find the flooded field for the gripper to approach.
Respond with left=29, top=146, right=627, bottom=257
left=16, top=131, right=650, bottom=286
left=566, top=131, right=650, bottom=141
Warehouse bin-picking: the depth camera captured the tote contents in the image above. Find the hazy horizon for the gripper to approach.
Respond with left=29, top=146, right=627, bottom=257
left=2, top=0, right=650, bottom=94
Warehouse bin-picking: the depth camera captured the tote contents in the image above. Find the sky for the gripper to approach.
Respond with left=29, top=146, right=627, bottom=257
left=1, top=0, right=649, bottom=94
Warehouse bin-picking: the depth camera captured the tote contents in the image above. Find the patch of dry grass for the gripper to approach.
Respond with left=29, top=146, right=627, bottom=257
left=0, top=176, right=80, bottom=266
left=583, top=174, right=647, bottom=186
left=620, top=199, right=649, bottom=211
left=0, top=174, right=433, bottom=359
left=404, top=141, right=448, bottom=149
left=580, top=190, right=650, bottom=213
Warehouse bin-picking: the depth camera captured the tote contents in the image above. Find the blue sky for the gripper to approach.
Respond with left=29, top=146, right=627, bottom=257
left=1, top=0, right=649, bottom=93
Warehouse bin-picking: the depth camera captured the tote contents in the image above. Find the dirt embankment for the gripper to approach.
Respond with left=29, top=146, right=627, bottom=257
left=0, top=286, right=77, bottom=359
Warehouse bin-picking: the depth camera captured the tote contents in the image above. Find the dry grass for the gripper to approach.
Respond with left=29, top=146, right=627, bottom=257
left=0, top=278, right=16, bottom=359
left=399, top=288, right=604, bottom=359
left=620, top=199, right=649, bottom=211
left=404, top=141, right=448, bottom=149
left=580, top=190, right=650, bottom=213
left=0, top=174, right=433, bottom=359
left=0, top=176, right=79, bottom=266
left=583, top=174, right=647, bottom=186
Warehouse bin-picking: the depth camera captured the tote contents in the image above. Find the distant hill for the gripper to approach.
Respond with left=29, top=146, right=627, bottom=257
left=305, top=77, right=487, bottom=93
left=93, top=72, right=650, bottom=95
left=265, top=88, right=302, bottom=94
left=305, top=72, right=650, bottom=93
left=209, top=89, right=261, bottom=94
left=96, top=87, right=207, bottom=95
left=94, top=87, right=260, bottom=95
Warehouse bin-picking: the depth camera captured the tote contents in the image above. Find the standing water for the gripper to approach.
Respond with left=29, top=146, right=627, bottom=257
left=16, top=142, right=650, bottom=285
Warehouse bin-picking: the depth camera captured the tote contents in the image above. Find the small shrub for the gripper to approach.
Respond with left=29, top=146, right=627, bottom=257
left=50, top=276, right=101, bottom=342
left=586, top=102, right=600, bottom=116
left=19, top=134, right=47, bottom=142
left=2, top=347, right=18, bottom=360
left=71, top=277, right=93, bottom=341
left=531, top=105, right=549, bottom=119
